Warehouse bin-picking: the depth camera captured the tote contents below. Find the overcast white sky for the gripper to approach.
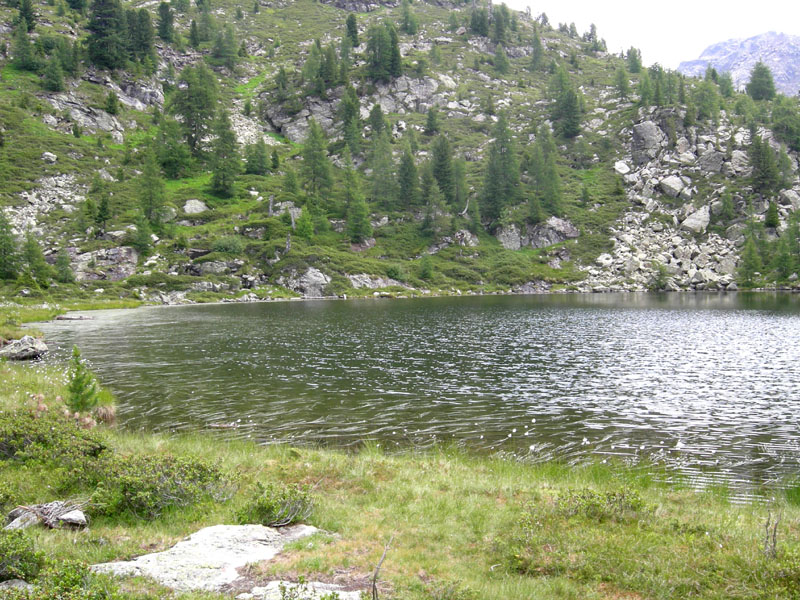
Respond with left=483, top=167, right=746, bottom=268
left=502, top=0, right=800, bottom=69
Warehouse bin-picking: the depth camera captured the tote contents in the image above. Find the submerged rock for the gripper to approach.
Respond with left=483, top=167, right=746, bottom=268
left=0, top=336, right=48, bottom=361
left=92, top=524, right=318, bottom=592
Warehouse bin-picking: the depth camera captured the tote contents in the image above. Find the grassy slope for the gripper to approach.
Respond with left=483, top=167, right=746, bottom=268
left=3, top=361, right=800, bottom=600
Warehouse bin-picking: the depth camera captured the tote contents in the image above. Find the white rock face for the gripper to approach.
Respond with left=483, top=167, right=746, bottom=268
left=183, top=199, right=209, bottom=214
left=240, top=581, right=362, bottom=600
left=614, top=160, right=631, bottom=175
left=659, top=175, right=684, bottom=198
left=681, top=206, right=711, bottom=234
left=92, top=524, right=318, bottom=592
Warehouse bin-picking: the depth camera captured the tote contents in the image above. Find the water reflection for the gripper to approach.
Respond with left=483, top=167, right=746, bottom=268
left=38, top=293, right=800, bottom=499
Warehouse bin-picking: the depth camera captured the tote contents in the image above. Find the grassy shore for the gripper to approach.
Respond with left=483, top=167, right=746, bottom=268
left=2, top=361, right=800, bottom=599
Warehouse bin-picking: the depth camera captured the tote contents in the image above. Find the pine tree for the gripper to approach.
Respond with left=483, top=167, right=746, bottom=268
left=157, top=117, right=192, bottom=178
left=87, top=0, right=128, bottom=69
left=131, top=213, right=152, bottom=255
left=104, top=91, right=119, bottom=115
left=157, top=2, right=173, bottom=42
left=139, top=148, right=166, bottom=224
left=615, top=66, right=629, bottom=100
left=773, top=237, right=794, bottom=280
left=132, top=9, right=155, bottom=60
left=481, top=114, right=520, bottom=223
left=341, top=150, right=371, bottom=243
left=346, top=13, right=359, bottom=47
left=746, top=61, right=776, bottom=101
left=12, top=20, right=38, bottom=71
left=0, top=212, right=19, bottom=280
left=431, top=135, right=455, bottom=205
left=18, top=0, right=35, bottom=31
left=55, top=248, right=75, bottom=283
left=397, top=145, right=420, bottom=207
left=425, top=106, right=439, bottom=135
left=750, top=135, right=779, bottom=196
left=189, top=19, right=200, bottom=47
left=420, top=163, right=449, bottom=236
left=170, top=63, right=218, bottom=155
left=95, top=191, right=111, bottom=232
left=765, top=201, right=779, bottom=228
left=211, top=24, right=238, bottom=70
left=23, top=231, right=51, bottom=287
left=368, top=103, right=386, bottom=136
left=301, top=119, right=333, bottom=200
left=638, top=70, right=652, bottom=107
left=245, top=138, right=269, bottom=175
left=210, top=109, right=241, bottom=198
left=368, top=131, right=397, bottom=208
left=469, top=8, right=488, bottom=37
left=626, top=47, right=641, bottom=73
left=718, top=72, right=734, bottom=98
left=494, top=46, right=510, bottom=75
left=271, top=149, right=280, bottom=170
left=43, top=56, right=65, bottom=91
left=529, top=28, right=543, bottom=71
left=295, top=208, right=313, bottom=240
left=400, top=0, right=418, bottom=34
left=67, top=346, right=99, bottom=414
left=738, top=235, right=762, bottom=286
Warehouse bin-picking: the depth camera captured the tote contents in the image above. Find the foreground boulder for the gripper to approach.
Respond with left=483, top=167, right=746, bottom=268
left=92, top=524, right=317, bottom=592
left=0, top=335, right=48, bottom=360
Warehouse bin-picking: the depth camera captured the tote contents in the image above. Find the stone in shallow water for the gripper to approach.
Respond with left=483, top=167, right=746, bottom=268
left=92, top=524, right=317, bottom=592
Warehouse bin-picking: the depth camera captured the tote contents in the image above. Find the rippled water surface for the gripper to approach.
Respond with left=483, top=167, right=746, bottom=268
left=37, top=293, right=800, bottom=495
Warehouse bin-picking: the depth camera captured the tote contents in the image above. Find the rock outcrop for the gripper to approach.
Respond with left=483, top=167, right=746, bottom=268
left=92, top=524, right=318, bottom=593
left=0, top=336, right=48, bottom=361
left=496, top=217, right=579, bottom=251
left=277, top=268, right=331, bottom=297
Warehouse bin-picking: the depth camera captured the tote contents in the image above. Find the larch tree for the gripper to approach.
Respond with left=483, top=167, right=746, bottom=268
left=210, top=109, right=241, bottom=198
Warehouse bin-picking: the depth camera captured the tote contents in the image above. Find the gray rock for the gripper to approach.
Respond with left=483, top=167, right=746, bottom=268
left=779, top=189, right=800, bottom=211
left=659, top=175, right=684, bottom=198
left=613, top=160, right=631, bottom=175
left=58, top=510, right=88, bottom=528
left=727, top=149, right=751, bottom=175
left=93, top=524, right=318, bottom=593
left=42, top=151, right=58, bottom=164
left=526, top=217, right=580, bottom=249
left=698, top=149, right=724, bottom=173
left=632, top=121, right=665, bottom=165
left=680, top=205, right=711, bottom=234
left=277, top=268, right=331, bottom=298
left=453, top=229, right=479, bottom=247
left=183, top=199, right=209, bottom=214
left=198, top=261, right=230, bottom=275
left=0, top=580, right=33, bottom=591
left=4, top=511, right=40, bottom=530
left=73, top=247, right=138, bottom=282
left=496, top=224, right=521, bottom=251
left=347, top=274, right=406, bottom=289
left=243, top=581, right=362, bottom=600
left=0, top=335, right=48, bottom=361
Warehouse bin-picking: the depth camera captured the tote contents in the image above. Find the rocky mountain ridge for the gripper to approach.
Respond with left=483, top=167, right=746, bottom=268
left=678, top=31, right=800, bottom=96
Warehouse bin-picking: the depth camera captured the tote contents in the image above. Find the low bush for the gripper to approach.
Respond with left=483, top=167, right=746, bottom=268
left=236, top=482, right=313, bottom=527
left=0, top=410, right=106, bottom=465
left=554, top=487, right=651, bottom=523
left=91, top=453, right=234, bottom=519
left=212, top=235, right=246, bottom=255
left=0, top=531, right=45, bottom=582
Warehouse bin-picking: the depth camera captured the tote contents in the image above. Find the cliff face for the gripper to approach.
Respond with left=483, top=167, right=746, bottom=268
left=678, top=31, right=800, bottom=96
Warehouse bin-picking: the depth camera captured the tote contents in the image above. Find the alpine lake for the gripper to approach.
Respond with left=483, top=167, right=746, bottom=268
left=37, top=292, right=800, bottom=501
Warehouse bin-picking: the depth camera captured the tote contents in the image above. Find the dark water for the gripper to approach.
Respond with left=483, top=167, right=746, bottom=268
left=37, top=293, right=800, bottom=497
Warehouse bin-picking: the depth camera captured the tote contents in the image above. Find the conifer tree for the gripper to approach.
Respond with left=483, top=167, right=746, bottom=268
left=12, top=21, right=38, bottom=71
left=139, top=148, right=166, bottom=223
left=368, top=103, right=386, bottom=136
left=157, top=117, right=192, bottom=178
left=481, top=114, right=520, bottom=223
left=421, top=163, right=449, bottom=235
left=210, top=109, right=241, bottom=198
left=626, top=47, right=641, bottom=73
left=212, top=24, right=238, bottom=70
left=341, top=150, right=371, bottom=243
left=425, top=106, right=439, bottom=135
left=23, top=231, right=51, bottom=286
left=170, top=63, right=218, bottom=155
left=18, top=0, right=36, bottom=31
left=494, top=46, right=510, bottom=75
left=615, top=66, right=629, bottom=100
left=131, top=213, right=153, bottom=255
left=245, top=138, right=269, bottom=176
left=157, top=2, right=173, bottom=42
left=765, top=201, right=779, bottom=228
left=469, top=8, right=488, bottom=37
left=0, top=212, right=19, bottom=280
left=738, top=235, right=762, bottom=286
left=400, top=0, right=418, bottom=35
left=271, top=149, right=280, bottom=170
left=746, top=61, right=775, bottom=101
left=295, top=208, right=313, bottom=239
left=346, top=13, right=359, bottom=47
left=55, top=248, right=75, bottom=283
left=43, top=56, right=65, bottom=91
left=397, top=145, right=420, bottom=207
left=529, top=28, right=543, bottom=71
left=431, top=135, right=455, bottom=205
left=189, top=20, right=200, bottom=47
left=301, top=119, right=333, bottom=200
left=95, top=191, right=111, bottom=232
left=368, top=131, right=397, bottom=208
left=87, top=0, right=128, bottom=69
left=67, top=346, right=98, bottom=414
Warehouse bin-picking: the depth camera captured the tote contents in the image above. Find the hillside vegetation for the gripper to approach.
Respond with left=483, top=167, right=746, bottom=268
left=1, top=0, right=800, bottom=309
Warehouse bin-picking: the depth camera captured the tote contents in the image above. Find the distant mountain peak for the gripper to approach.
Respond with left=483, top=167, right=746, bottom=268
left=678, top=31, right=800, bottom=96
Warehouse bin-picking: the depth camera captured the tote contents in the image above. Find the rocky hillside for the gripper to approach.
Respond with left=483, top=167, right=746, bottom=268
left=678, top=32, right=800, bottom=96
left=1, top=0, right=800, bottom=307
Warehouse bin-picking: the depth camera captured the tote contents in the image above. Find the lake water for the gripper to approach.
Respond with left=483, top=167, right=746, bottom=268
left=37, top=293, right=800, bottom=498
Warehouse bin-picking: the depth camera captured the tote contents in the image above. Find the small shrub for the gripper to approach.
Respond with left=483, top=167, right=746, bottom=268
left=91, top=453, right=234, bottom=519
left=212, top=235, right=245, bottom=255
left=555, top=487, right=650, bottom=523
left=386, top=265, right=405, bottom=282
left=236, top=482, right=313, bottom=527
left=0, top=481, right=14, bottom=510
left=0, top=531, right=45, bottom=582
left=66, top=346, right=99, bottom=414
left=0, top=410, right=106, bottom=465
